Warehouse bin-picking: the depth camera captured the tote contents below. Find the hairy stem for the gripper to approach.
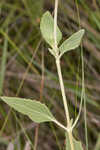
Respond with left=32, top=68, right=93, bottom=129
left=56, top=59, right=74, bottom=150
left=54, top=0, right=58, bottom=50
left=56, top=59, right=70, bottom=125
left=54, top=0, right=74, bottom=150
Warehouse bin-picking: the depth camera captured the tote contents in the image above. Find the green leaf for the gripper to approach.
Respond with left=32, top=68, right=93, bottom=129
left=40, top=11, right=62, bottom=48
left=59, top=29, right=85, bottom=57
left=0, top=97, right=55, bottom=123
left=66, top=132, right=83, bottom=150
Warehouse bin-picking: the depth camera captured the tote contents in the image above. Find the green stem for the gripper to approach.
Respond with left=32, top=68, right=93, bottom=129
left=54, top=0, right=58, bottom=51
left=0, top=29, right=8, bottom=95
left=56, top=58, right=70, bottom=125
left=54, top=1, right=74, bottom=150
left=56, top=58, right=74, bottom=150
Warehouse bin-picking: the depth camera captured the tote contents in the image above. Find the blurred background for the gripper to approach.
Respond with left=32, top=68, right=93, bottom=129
left=0, top=0, right=100, bottom=150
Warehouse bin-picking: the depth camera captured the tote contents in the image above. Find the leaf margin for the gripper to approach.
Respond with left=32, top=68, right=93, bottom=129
left=40, top=11, right=62, bottom=49
left=0, top=96, right=56, bottom=123
left=59, top=29, right=85, bottom=57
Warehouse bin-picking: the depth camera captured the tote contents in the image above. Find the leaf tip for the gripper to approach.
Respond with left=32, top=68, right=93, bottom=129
left=80, top=29, right=85, bottom=36
left=0, top=96, right=4, bottom=100
left=41, top=11, right=51, bottom=20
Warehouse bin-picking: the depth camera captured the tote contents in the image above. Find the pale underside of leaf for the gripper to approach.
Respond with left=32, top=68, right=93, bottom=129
left=1, top=97, right=55, bottom=123
left=40, top=11, right=62, bottom=48
left=59, top=29, right=85, bottom=57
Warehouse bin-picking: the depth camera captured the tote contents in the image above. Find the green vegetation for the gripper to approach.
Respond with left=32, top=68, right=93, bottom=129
left=0, top=0, right=100, bottom=150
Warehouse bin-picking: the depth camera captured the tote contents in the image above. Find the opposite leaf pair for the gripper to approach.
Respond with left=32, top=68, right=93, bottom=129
left=0, top=10, right=85, bottom=150
left=40, top=11, right=85, bottom=58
